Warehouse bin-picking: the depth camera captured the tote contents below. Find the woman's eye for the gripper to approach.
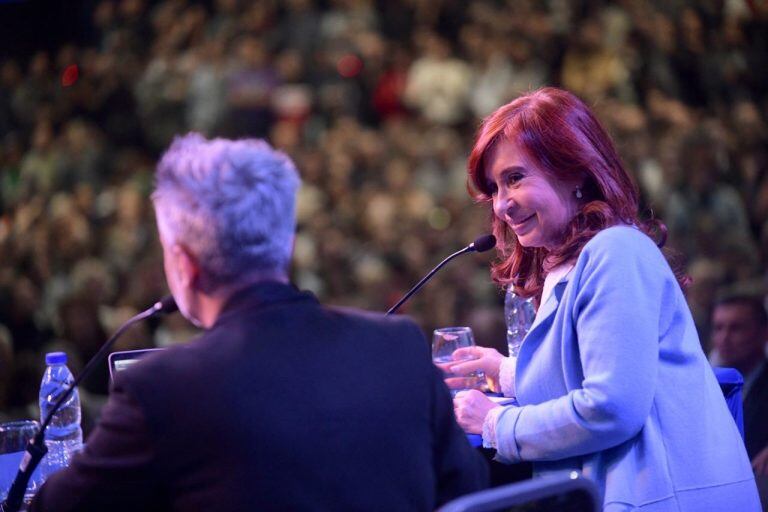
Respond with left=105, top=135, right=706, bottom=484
left=506, top=173, right=524, bottom=185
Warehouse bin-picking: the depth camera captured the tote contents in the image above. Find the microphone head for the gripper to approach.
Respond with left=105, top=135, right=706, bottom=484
left=155, top=295, right=179, bottom=315
left=470, top=234, right=496, bottom=253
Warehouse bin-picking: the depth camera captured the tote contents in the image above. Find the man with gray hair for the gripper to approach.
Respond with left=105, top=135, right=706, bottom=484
left=151, top=134, right=301, bottom=327
left=30, top=134, right=488, bottom=511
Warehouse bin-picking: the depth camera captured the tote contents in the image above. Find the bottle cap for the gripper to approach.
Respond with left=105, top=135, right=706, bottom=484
left=45, top=352, right=67, bottom=365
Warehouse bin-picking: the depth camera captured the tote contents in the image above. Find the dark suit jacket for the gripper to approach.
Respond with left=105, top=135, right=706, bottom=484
left=744, top=361, right=768, bottom=460
left=30, top=282, right=488, bottom=511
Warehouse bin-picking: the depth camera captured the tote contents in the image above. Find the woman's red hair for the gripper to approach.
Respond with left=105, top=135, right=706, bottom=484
left=468, top=87, right=687, bottom=302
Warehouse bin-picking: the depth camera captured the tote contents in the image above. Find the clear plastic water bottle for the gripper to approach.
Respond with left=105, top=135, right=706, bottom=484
left=504, top=289, right=535, bottom=357
left=39, top=352, right=83, bottom=480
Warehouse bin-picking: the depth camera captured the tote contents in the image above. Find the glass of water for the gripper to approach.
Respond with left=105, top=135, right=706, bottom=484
left=432, top=326, right=485, bottom=395
left=0, top=420, right=43, bottom=504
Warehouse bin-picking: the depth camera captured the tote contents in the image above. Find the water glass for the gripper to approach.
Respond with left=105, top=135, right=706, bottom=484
left=432, top=326, right=485, bottom=395
left=0, top=420, right=43, bottom=504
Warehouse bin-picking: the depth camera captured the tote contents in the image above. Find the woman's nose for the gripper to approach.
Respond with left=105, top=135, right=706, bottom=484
left=493, top=193, right=514, bottom=220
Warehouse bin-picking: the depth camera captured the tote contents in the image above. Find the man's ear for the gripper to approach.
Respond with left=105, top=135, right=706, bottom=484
left=170, top=243, right=201, bottom=289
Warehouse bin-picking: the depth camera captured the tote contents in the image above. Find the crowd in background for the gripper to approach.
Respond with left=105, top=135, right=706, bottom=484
left=1, top=0, right=767, bottom=425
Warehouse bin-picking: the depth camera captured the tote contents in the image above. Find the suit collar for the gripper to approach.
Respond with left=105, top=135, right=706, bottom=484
left=744, top=359, right=768, bottom=399
left=212, top=281, right=316, bottom=328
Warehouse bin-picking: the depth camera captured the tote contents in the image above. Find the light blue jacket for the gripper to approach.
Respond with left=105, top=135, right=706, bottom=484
left=493, top=226, right=760, bottom=511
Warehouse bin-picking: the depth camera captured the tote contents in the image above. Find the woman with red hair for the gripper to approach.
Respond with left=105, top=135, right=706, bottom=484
left=449, top=88, right=760, bottom=511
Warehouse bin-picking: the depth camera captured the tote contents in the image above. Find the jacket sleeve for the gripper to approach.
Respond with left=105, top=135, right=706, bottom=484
left=494, top=228, right=670, bottom=462
left=29, top=382, right=162, bottom=512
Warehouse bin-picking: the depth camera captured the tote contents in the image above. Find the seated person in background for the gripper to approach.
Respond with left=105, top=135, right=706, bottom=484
left=710, top=293, right=768, bottom=502
left=30, top=134, right=488, bottom=511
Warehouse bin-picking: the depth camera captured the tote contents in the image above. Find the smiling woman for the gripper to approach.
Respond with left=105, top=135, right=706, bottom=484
left=467, top=87, right=679, bottom=300
left=449, top=87, right=762, bottom=511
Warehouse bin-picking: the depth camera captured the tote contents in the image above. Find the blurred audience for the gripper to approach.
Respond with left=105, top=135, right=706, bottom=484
left=1, top=0, right=767, bottom=435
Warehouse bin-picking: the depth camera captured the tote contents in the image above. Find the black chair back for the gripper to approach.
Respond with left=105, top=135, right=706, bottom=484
left=438, top=471, right=600, bottom=512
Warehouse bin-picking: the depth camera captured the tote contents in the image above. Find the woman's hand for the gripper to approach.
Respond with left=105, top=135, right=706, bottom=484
left=448, top=346, right=505, bottom=382
left=453, top=389, right=499, bottom=434
left=752, top=444, right=768, bottom=477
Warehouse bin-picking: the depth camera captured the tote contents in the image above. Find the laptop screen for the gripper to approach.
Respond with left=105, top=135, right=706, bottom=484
left=108, top=348, right=164, bottom=380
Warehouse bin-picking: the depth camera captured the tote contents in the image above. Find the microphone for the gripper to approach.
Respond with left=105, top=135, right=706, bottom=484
left=467, top=234, right=496, bottom=253
left=386, top=234, right=496, bottom=315
left=153, top=295, right=179, bottom=315
left=1, top=296, right=177, bottom=512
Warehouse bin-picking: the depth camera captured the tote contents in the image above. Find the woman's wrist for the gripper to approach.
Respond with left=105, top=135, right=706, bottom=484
left=481, top=405, right=504, bottom=449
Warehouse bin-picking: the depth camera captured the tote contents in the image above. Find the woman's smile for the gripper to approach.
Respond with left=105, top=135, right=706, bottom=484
left=510, top=213, right=536, bottom=233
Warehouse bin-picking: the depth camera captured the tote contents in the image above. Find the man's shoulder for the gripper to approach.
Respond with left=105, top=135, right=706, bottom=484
left=326, top=305, right=420, bottom=330
left=323, top=305, right=427, bottom=346
left=118, top=305, right=426, bottom=384
left=220, top=289, right=424, bottom=340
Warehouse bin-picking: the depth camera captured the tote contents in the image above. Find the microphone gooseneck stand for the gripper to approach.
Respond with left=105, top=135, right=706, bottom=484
left=386, top=234, right=496, bottom=315
left=1, top=296, right=177, bottom=512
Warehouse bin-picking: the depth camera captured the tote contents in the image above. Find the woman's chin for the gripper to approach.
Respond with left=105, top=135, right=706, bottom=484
left=515, top=234, right=542, bottom=248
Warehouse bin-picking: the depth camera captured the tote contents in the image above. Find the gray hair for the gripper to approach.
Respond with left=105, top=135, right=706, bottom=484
left=152, top=133, right=300, bottom=284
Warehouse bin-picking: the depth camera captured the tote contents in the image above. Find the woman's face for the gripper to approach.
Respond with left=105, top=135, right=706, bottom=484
left=485, top=139, right=581, bottom=250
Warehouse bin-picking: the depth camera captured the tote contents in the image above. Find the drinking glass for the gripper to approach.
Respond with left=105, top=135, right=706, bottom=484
left=0, top=420, right=43, bottom=504
left=432, top=326, right=486, bottom=395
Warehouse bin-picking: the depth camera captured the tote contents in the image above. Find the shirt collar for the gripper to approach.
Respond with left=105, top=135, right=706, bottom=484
left=541, top=263, right=574, bottom=307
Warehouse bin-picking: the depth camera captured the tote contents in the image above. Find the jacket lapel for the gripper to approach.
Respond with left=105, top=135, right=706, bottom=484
left=515, top=277, right=571, bottom=403
left=526, top=277, right=570, bottom=338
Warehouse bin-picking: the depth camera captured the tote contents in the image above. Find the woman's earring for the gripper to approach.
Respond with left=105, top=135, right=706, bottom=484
left=574, top=187, right=583, bottom=199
